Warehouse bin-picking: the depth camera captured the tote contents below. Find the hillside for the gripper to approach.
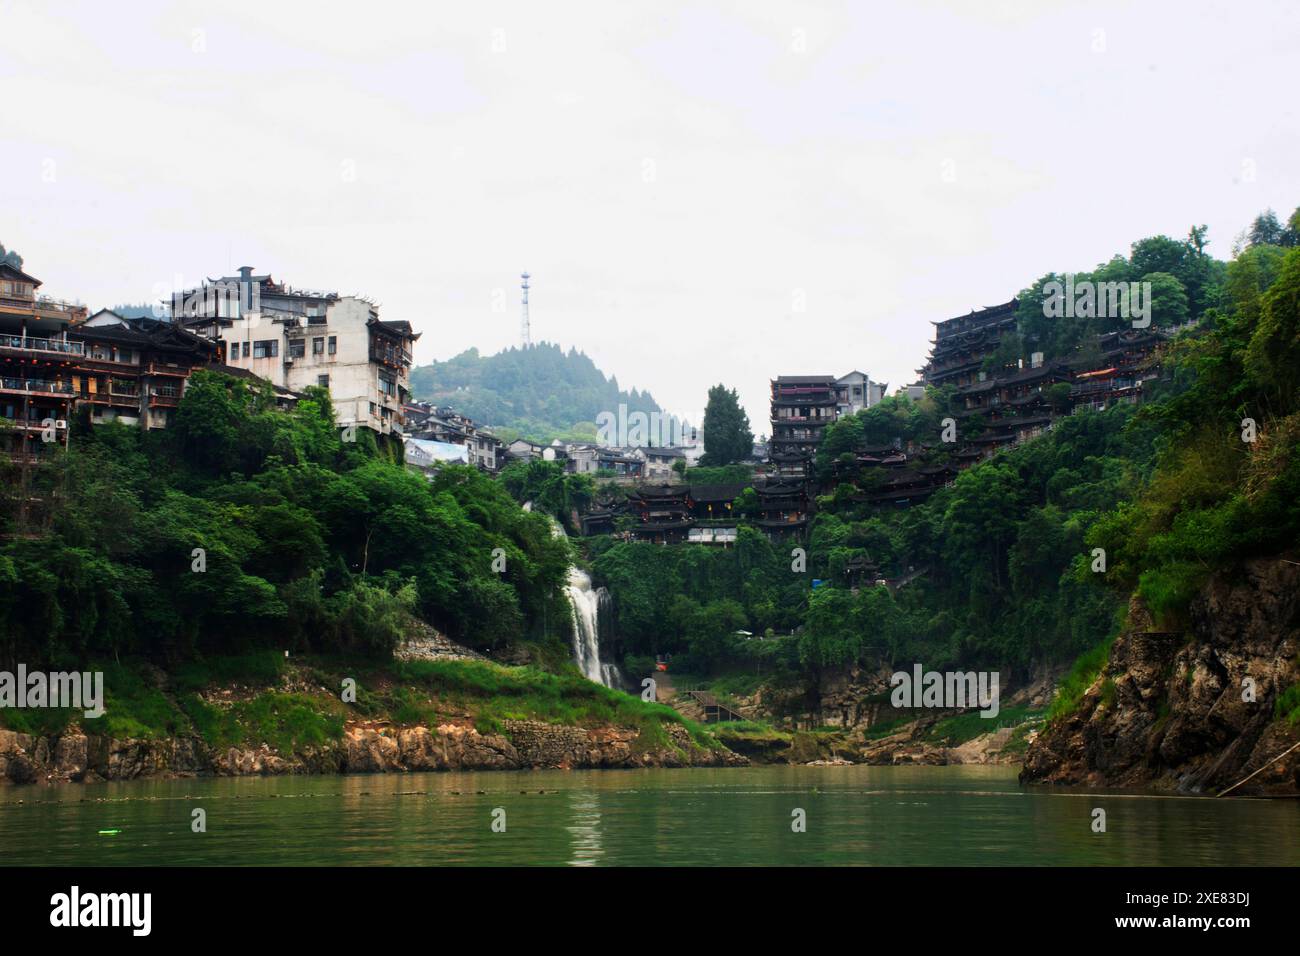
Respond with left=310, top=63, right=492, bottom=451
left=409, top=342, right=663, bottom=444
left=584, top=208, right=1300, bottom=796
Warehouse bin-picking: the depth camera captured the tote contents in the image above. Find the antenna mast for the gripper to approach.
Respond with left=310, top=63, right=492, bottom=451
left=520, top=271, right=532, bottom=347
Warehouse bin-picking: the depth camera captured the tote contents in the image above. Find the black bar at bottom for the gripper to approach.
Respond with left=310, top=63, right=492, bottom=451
left=0, top=865, right=1280, bottom=941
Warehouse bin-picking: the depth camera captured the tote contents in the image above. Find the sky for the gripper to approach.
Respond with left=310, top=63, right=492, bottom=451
left=1, top=0, right=1297, bottom=433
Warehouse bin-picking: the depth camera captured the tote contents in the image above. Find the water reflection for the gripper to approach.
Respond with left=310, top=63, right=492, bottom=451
left=565, top=791, right=603, bottom=866
left=0, top=766, right=1296, bottom=867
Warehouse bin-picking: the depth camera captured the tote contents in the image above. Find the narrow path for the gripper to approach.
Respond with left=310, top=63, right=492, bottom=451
left=655, top=670, right=677, bottom=704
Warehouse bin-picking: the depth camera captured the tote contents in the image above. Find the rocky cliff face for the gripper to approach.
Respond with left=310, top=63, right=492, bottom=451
left=0, top=718, right=745, bottom=785
left=1022, top=556, right=1300, bottom=796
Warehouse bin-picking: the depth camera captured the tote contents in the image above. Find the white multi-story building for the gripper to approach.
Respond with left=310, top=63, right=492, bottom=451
left=834, top=370, right=888, bottom=417
left=178, top=267, right=418, bottom=439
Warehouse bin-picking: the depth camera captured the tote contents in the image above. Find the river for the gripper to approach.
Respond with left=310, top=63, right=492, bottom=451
left=2, top=765, right=1296, bottom=866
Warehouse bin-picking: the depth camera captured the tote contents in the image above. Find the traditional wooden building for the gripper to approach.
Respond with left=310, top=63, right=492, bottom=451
left=769, top=375, right=838, bottom=476
left=1068, top=329, right=1164, bottom=411
left=579, top=492, right=623, bottom=537
left=687, top=483, right=745, bottom=521
left=843, top=553, right=882, bottom=588
left=754, top=479, right=810, bottom=538
left=627, top=484, right=693, bottom=543
left=920, top=299, right=1019, bottom=389
left=857, top=467, right=945, bottom=507
left=0, top=260, right=87, bottom=460
left=69, top=315, right=219, bottom=430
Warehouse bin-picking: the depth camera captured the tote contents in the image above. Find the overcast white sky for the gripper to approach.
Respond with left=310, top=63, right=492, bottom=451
left=1, top=0, right=1297, bottom=432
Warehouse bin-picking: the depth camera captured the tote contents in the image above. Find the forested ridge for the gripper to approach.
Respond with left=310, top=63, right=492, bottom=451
left=410, top=342, right=664, bottom=444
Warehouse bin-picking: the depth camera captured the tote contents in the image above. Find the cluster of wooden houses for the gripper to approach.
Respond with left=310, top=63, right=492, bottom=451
left=2, top=246, right=1174, bottom=544
left=0, top=255, right=422, bottom=463
left=758, top=299, right=1172, bottom=511
left=577, top=298, right=1174, bottom=542
left=579, top=478, right=811, bottom=544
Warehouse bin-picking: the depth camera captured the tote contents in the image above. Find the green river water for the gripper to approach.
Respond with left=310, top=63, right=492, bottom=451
left=1, top=765, right=1296, bottom=866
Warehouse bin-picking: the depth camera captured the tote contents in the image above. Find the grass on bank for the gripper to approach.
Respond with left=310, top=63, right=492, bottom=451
left=1275, top=682, right=1300, bottom=724
left=387, top=658, right=721, bottom=753
left=0, top=653, right=726, bottom=757
left=922, top=704, right=1041, bottom=747
left=1046, top=637, right=1115, bottom=723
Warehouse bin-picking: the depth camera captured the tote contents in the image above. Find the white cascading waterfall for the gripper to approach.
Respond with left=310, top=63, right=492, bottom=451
left=566, top=567, right=609, bottom=684
left=532, top=503, right=618, bottom=688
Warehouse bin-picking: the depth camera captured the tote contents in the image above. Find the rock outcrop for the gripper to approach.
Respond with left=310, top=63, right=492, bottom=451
left=0, top=718, right=745, bottom=785
left=1022, top=556, right=1300, bottom=796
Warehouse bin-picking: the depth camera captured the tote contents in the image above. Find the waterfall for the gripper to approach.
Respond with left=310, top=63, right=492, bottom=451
left=537, top=505, right=618, bottom=688
left=566, top=567, right=611, bottom=685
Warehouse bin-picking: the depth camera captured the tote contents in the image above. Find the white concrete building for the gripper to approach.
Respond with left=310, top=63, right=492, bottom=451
left=179, top=268, right=418, bottom=439
left=633, top=445, right=685, bottom=481
left=835, top=370, right=888, bottom=417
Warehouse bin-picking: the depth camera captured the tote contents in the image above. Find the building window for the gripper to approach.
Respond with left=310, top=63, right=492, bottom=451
left=288, top=339, right=305, bottom=358
left=242, top=341, right=250, bottom=358
left=312, top=337, right=324, bottom=355
left=327, top=336, right=337, bottom=355
left=253, top=339, right=278, bottom=359
left=317, top=375, right=329, bottom=387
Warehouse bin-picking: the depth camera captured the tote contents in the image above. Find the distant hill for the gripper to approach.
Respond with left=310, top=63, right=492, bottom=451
left=409, top=342, right=664, bottom=444
left=111, top=303, right=166, bottom=319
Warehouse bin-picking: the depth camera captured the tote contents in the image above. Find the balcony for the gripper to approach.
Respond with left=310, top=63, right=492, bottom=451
left=0, top=296, right=87, bottom=321
left=0, top=376, right=77, bottom=396
left=85, top=391, right=141, bottom=407
left=149, top=386, right=181, bottom=407
left=145, top=363, right=189, bottom=378
left=1071, top=378, right=1137, bottom=396
left=0, top=334, right=84, bottom=356
left=0, top=415, right=60, bottom=432
left=78, top=352, right=138, bottom=368
left=369, top=347, right=411, bottom=367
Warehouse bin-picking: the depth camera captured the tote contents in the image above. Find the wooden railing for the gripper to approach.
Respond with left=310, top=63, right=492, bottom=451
left=0, top=334, right=84, bottom=355
left=0, top=377, right=76, bottom=394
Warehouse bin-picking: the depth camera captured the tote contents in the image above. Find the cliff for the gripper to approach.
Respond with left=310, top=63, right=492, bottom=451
left=0, top=653, right=747, bottom=784
left=1021, top=556, right=1300, bottom=796
left=0, top=718, right=745, bottom=784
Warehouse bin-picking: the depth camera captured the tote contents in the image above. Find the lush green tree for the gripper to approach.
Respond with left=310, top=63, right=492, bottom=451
left=699, top=384, right=753, bottom=466
left=1249, top=209, right=1284, bottom=247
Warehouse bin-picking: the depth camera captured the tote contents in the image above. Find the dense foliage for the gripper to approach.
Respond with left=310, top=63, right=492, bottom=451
left=497, top=458, right=596, bottom=529
left=0, top=371, right=573, bottom=670
left=594, top=208, right=1300, bottom=707
left=595, top=404, right=1151, bottom=686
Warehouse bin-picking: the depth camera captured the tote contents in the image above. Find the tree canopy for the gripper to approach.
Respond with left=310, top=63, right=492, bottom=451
left=700, top=384, right=754, bottom=466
